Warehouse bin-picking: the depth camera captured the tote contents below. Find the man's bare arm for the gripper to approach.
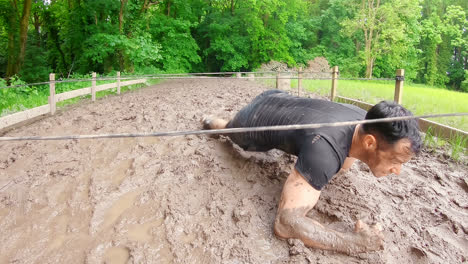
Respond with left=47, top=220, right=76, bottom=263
left=274, top=169, right=383, bottom=254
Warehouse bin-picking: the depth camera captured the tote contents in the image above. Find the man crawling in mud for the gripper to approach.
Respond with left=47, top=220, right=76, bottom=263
left=203, top=90, right=422, bottom=254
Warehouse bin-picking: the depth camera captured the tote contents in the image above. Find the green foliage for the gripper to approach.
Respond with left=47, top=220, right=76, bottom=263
left=417, top=14, right=443, bottom=85
left=0, top=75, right=43, bottom=115
left=125, top=33, right=163, bottom=68
left=83, top=34, right=121, bottom=65
left=198, top=10, right=251, bottom=71
left=423, top=127, right=439, bottom=152
left=309, top=0, right=362, bottom=76
left=285, top=18, right=313, bottom=65
left=0, top=0, right=467, bottom=92
left=20, top=33, right=51, bottom=83
left=341, top=0, right=422, bottom=79
left=442, top=5, right=467, bottom=89
left=462, top=70, right=468, bottom=92
left=149, top=13, right=200, bottom=72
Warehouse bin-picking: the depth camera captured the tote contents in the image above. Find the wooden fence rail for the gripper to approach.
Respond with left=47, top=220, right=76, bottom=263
left=0, top=72, right=146, bottom=130
left=0, top=69, right=466, bottom=146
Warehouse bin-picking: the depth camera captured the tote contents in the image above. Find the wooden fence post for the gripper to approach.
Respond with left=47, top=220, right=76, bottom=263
left=394, top=69, right=404, bottom=104
left=48, top=73, right=56, bottom=115
left=298, top=67, right=302, bottom=96
left=236, top=72, right=241, bottom=78
left=331, top=66, right=338, bottom=101
left=276, top=72, right=280, bottom=89
left=117, top=71, right=121, bottom=95
left=91, top=72, right=96, bottom=101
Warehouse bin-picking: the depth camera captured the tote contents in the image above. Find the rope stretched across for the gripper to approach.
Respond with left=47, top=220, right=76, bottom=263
left=0, top=113, right=466, bottom=142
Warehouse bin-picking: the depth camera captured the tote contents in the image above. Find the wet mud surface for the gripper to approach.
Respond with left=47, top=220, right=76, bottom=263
left=0, top=79, right=467, bottom=263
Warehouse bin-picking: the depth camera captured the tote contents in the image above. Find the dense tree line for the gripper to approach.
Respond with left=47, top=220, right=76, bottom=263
left=0, top=0, right=467, bottom=91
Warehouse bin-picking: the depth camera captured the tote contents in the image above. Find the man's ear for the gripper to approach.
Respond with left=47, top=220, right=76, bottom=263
left=363, top=134, right=377, bottom=151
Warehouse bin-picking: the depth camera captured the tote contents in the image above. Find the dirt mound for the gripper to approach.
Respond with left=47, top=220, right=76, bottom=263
left=0, top=79, right=467, bottom=263
left=259, top=57, right=332, bottom=78
left=305, top=57, right=331, bottom=73
left=258, top=61, right=293, bottom=72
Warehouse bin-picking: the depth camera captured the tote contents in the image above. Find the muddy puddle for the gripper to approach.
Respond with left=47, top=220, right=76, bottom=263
left=0, top=79, right=467, bottom=263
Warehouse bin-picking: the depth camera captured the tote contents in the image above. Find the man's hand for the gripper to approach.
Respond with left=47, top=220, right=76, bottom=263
left=353, top=220, right=384, bottom=252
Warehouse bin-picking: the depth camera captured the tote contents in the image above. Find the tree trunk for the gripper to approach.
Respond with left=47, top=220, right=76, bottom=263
left=6, top=0, right=18, bottom=78
left=364, top=28, right=373, bottom=78
left=355, top=39, right=361, bottom=55
left=167, top=1, right=171, bottom=16
left=231, top=0, right=235, bottom=15
left=119, top=0, right=128, bottom=71
left=365, top=57, right=374, bottom=79
left=17, top=0, right=32, bottom=73
left=140, top=0, right=147, bottom=13
left=6, top=30, right=17, bottom=78
left=140, top=0, right=159, bottom=13
left=365, top=56, right=372, bottom=78
left=119, top=0, right=127, bottom=33
left=33, top=12, right=41, bottom=47
left=360, top=0, right=380, bottom=79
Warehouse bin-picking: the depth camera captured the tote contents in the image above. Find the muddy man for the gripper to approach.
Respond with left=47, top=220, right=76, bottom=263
left=203, top=90, right=422, bottom=254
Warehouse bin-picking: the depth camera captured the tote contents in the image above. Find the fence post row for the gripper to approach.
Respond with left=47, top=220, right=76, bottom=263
left=91, top=72, right=96, bottom=101
left=394, top=69, right=404, bottom=104
left=48, top=73, right=56, bottom=115
left=298, top=67, right=302, bottom=96
left=48, top=71, right=118, bottom=115
left=331, top=66, right=339, bottom=101
left=276, top=72, right=280, bottom=89
left=117, top=71, right=121, bottom=95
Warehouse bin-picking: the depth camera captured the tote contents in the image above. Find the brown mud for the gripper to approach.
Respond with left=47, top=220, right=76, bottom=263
left=0, top=79, right=467, bottom=263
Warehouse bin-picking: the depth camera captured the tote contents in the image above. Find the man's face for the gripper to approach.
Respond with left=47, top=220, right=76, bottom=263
left=367, top=139, right=413, bottom=177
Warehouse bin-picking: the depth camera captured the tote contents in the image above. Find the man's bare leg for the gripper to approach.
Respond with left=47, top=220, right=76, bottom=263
left=274, top=168, right=384, bottom=254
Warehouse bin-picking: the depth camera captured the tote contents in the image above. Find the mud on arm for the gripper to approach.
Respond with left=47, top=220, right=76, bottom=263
left=274, top=169, right=383, bottom=255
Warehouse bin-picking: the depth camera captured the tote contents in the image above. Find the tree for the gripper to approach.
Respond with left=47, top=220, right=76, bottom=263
left=418, top=14, right=443, bottom=85
left=5, top=0, right=32, bottom=79
left=310, top=0, right=362, bottom=76
left=442, top=5, right=467, bottom=89
left=342, top=0, right=421, bottom=78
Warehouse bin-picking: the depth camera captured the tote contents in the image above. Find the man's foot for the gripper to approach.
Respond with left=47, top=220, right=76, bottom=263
left=201, top=117, right=228, bottom=130
left=202, top=117, right=212, bottom=130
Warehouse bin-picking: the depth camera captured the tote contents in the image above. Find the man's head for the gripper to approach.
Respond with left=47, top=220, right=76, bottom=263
left=358, top=101, right=422, bottom=177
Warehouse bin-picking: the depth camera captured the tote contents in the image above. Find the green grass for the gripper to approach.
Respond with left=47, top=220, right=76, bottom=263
left=292, top=79, right=468, bottom=132
left=449, top=135, right=468, bottom=161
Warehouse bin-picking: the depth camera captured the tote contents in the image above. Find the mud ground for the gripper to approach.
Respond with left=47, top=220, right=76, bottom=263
left=0, top=79, right=467, bottom=264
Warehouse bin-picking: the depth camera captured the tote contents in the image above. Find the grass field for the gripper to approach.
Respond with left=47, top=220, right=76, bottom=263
left=290, top=79, right=468, bottom=132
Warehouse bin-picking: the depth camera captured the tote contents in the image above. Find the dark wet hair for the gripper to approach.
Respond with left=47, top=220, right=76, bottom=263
left=362, top=101, right=422, bottom=154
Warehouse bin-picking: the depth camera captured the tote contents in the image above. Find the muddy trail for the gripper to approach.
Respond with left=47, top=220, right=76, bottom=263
left=0, top=79, right=467, bottom=264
